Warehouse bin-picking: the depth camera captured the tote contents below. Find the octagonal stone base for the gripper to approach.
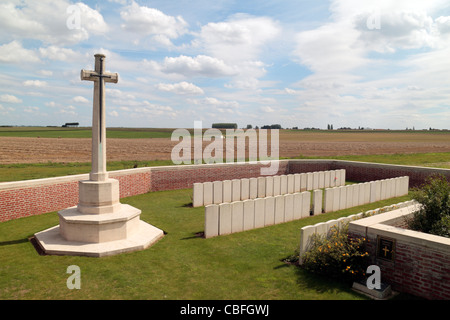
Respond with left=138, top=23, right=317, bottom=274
left=34, top=220, right=164, bottom=257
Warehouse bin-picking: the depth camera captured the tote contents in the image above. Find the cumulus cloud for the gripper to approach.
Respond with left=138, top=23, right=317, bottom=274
left=23, top=80, right=47, bottom=87
left=72, top=96, right=89, bottom=103
left=0, top=94, right=22, bottom=104
left=157, top=81, right=204, bottom=95
left=120, top=1, right=188, bottom=46
left=160, top=55, right=238, bottom=78
left=0, top=0, right=108, bottom=45
left=0, top=41, right=40, bottom=64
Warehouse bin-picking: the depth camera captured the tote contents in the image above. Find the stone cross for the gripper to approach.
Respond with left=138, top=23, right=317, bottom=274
left=81, top=54, right=118, bottom=182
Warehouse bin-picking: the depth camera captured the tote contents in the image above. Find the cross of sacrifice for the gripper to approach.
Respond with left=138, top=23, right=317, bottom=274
left=81, top=54, right=118, bottom=182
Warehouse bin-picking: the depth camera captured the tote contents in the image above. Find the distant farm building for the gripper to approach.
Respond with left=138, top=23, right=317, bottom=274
left=62, top=122, right=79, bottom=128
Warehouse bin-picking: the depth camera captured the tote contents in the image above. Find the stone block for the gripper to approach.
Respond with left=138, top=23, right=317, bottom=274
left=280, top=175, right=288, bottom=195
left=274, top=195, right=285, bottom=224
left=301, top=191, right=311, bottom=218
left=284, top=194, right=294, bottom=222
left=324, top=171, right=330, bottom=188
left=306, top=172, right=313, bottom=190
left=257, top=177, right=266, bottom=198
left=223, top=180, right=232, bottom=203
left=329, top=170, right=336, bottom=187
left=218, top=203, right=231, bottom=235
left=340, top=169, right=346, bottom=186
left=77, top=179, right=120, bottom=214
left=346, top=185, right=353, bottom=208
left=352, top=184, right=360, bottom=207
left=364, top=182, right=370, bottom=204
left=332, top=186, right=340, bottom=211
left=192, top=183, right=203, bottom=207
left=369, top=181, right=376, bottom=203
left=394, top=177, right=401, bottom=197
left=249, top=177, right=258, bottom=199
left=204, top=204, right=219, bottom=238
left=318, top=171, right=325, bottom=189
left=265, top=176, right=274, bottom=197
left=339, top=186, right=347, bottom=210
left=312, top=189, right=322, bottom=215
left=231, top=201, right=244, bottom=233
left=299, top=225, right=316, bottom=261
left=213, top=181, right=223, bottom=204
left=380, top=179, right=387, bottom=200
left=335, top=170, right=341, bottom=187
left=241, top=178, right=250, bottom=200
left=293, top=192, right=302, bottom=220
left=203, top=182, right=213, bottom=206
left=264, top=197, right=275, bottom=226
left=315, top=222, right=328, bottom=237
left=326, top=219, right=339, bottom=236
left=300, top=173, right=307, bottom=191
left=273, top=175, right=281, bottom=196
left=294, top=174, right=301, bottom=193
left=243, top=199, right=255, bottom=231
left=232, top=179, right=241, bottom=202
left=313, top=172, right=319, bottom=190
left=254, top=198, right=265, bottom=228
left=287, top=174, right=295, bottom=193
left=324, top=188, right=334, bottom=213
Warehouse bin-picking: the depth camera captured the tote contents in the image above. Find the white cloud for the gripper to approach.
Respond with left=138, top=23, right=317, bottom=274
left=198, top=14, right=280, bottom=63
left=0, top=41, right=40, bottom=64
left=0, top=94, right=22, bottom=104
left=39, top=46, right=85, bottom=62
left=160, top=55, right=238, bottom=78
left=157, top=81, right=204, bottom=95
left=23, top=80, right=47, bottom=87
left=0, top=0, right=108, bottom=45
left=109, top=110, right=119, bottom=117
left=72, top=96, right=89, bottom=103
left=24, top=106, right=39, bottom=113
left=120, top=1, right=188, bottom=46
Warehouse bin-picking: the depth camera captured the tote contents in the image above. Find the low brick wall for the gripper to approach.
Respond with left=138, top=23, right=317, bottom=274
left=348, top=207, right=450, bottom=300
left=1, top=159, right=450, bottom=223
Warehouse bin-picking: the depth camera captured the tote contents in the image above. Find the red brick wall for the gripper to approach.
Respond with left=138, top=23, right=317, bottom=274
left=1, top=159, right=450, bottom=223
left=349, top=230, right=450, bottom=300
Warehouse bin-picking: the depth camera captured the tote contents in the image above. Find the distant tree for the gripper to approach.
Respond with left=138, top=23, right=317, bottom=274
left=246, top=124, right=252, bottom=129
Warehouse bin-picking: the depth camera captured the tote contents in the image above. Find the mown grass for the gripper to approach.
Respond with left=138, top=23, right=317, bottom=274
left=0, top=187, right=412, bottom=300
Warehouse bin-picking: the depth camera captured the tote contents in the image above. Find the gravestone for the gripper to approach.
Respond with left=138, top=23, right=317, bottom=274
left=34, top=54, right=163, bottom=257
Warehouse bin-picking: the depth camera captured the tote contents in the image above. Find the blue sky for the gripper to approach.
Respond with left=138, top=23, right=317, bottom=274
left=1, top=0, right=450, bottom=129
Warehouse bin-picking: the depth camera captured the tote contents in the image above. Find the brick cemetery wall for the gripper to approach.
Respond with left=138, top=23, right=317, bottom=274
left=347, top=206, right=450, bottom=300
left=2, top=159, right=450, bottom=223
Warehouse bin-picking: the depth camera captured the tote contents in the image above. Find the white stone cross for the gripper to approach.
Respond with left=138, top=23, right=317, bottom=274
left=81, top=54, right=118, bottom=181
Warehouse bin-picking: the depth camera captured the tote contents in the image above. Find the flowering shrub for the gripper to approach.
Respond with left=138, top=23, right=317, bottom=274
left=300, top=223, right=370, bottom=283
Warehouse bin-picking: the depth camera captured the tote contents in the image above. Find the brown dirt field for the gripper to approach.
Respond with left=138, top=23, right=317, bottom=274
left=1, top=131, right=450, bottom=164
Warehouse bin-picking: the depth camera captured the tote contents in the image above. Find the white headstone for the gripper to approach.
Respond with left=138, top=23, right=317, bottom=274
left=213, top=181, right=223, bottom=204
left=280, top=175, right=288, bottom=195
left=332, top=186, right=340, bottom=211
left=254, top=198, right=265, bottom=228
left=300, top=173, right=307, bottom=191
left=257, top=177, right=266, bottom=198
left=312, top=189, right=322, bottom=215
left=339, top=185, right=347, bottom=210
left=232, top=179, right=241, bottom=202
left=264, top=197, right=275, bottom=226
left=265, top=176, right=274, bottom=197
left=318, top=171, right=325, bottom=189
left=301, top=191, right=311, bottom=218
left=219, top=202, right=231, bottom=235
left=203, top=182, right=213, bottom=206
left=249, top=177, right=258, bottom=199
left=193, top=183, right=204, bottom=207
left=324, top=171, right=330, bottom=188
left=204, top=204, right=219, bottom=238
left=293, top=192, right=303, bottom=220
left=273, top=175, right=281, bottom=196
left=243, top=199, right=255, bottom=231
left=284, top=194, right=294, bottom=221
left=274, top=195, right=285, bottom=224
left=287, top=175, right=295, bottom=193
left=241, top=178, right=250, bottom=200
left=231, top=201, right=244, bottom=233
left=324, top=188, right=334, bottom=213
left=294, top=174, right=301, bottom=192
left=306, top=172, right=313, bottom=190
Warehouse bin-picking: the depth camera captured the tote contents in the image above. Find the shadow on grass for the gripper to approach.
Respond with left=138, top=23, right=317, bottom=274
left=0, top=238, right=29, bottom=246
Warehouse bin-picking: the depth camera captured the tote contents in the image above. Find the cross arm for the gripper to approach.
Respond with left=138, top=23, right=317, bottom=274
left=80, top=69, right=119, bottom=83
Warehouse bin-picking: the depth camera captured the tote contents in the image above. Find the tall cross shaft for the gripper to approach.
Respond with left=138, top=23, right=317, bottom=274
left=81, top=54, right=118, bottom=181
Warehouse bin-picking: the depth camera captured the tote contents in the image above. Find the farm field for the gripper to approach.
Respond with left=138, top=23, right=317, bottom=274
left=1, top=127, right=450, bottom=164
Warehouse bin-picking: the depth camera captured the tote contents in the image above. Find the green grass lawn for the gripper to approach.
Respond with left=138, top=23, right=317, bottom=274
left=0, top=187, right=413, bottom=300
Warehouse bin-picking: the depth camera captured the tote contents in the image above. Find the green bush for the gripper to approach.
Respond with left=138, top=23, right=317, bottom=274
left=407, top=174, right=450, bottom=238
left=300, top=224, right=370, bottom=284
